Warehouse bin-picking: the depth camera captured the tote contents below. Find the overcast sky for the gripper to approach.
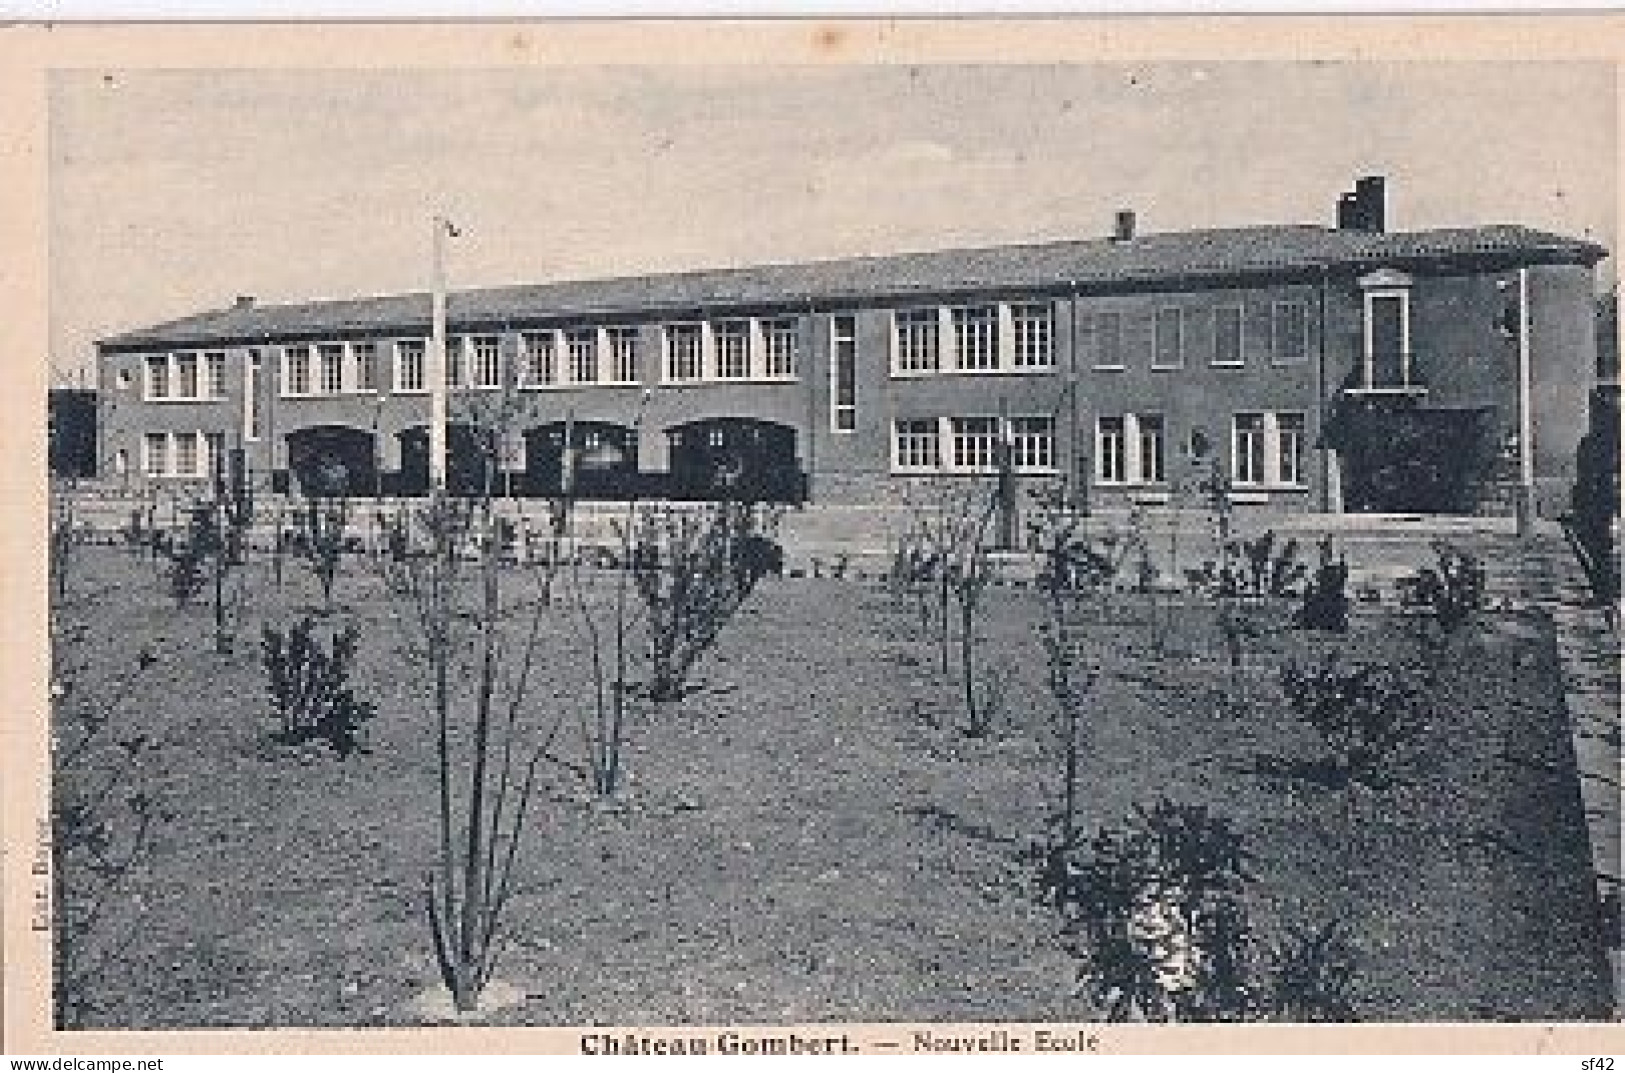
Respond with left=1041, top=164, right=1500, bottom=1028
left=48, top=61, right=1616, bottom=383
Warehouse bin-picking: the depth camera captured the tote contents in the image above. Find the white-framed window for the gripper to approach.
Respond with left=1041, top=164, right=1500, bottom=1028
left=762, top=318, right=798, bottom=379
left=1011, top=303, right=1055, bottom=369
left=394, top=340, right=426, bottom=393
left=520, top=332, right=556, bottom=387
left=173, top=432, right=199, bottom=478
left=176, top=352, right=200, bottom=398
left=283, top=345, right=312, bottom=396
left=470, top=335, right=503, bottom=389
left=1232, top=411, right=1309, bottom=487
left=1277, top=413, right=1307, bottom=486
left=1096, top=416, right=1127, bottom=484
left=893, top=308, right=939, bottom=374
left=142, top=432, right=167, bottom=477
left=950, top=306, right=999, bottom=371
left=319, top=344, right=345, bottom=395
left=606, top=327, right=640, bottom=384
left=664, top=323, right=704, bottom=382
left=353, top=342, right=378, bottom=392
left=1153, top=308, right=1185, bottom=370
left=830, top=315, right=857, bottom=433
left=894, top=418, right=941, bottom=471
left=1085, top=311, right=1125, bottom=369
left=951, top=416, right=999, bottom=470
left=1138, top=414, right=1166, bottom=484
left=1272, top=301, right=1309, bottom=364
left=566, top=329, right=598, bottom=384
left=1213, top=306, right=1244, bottom=367
left=244, top=352, right=263, bottom=442
left=1009, top=415, right=1056, bottom=471
left=1359, top=273, right=1416, bottom=391
left=714, top=320, right=751, bottom=379
left=204, top=352, right=227, bottom=399
left=1232, top=412, right=1267, bottom=486
left=144, top=355, right=169, bottom=399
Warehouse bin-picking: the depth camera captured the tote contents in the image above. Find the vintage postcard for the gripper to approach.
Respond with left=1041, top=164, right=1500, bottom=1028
left=4, top=16, right=1624, bottom=1057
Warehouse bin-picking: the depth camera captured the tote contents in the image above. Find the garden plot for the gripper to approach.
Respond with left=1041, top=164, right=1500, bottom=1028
left=46, top=540, right=1613, bottom=1028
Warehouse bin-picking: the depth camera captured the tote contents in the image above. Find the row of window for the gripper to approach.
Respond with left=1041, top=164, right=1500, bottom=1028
left=1094, top=411, right=1308, bottom=488
left=1080, top=302, right=1310, bottom=371
left=891, top=303, right=1056, bottom=375
left=892, top=415, right=1058, bottom=473
left=141, top=430, right=226, bottom=479
left=143, top=352, right=229, bottom=401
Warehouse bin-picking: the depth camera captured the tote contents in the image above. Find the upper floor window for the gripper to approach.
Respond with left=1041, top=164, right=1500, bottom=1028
left=606, top=327, right=640, bottom=384
left=1083, top=311, right=1125, bottom=370
left=471, top=335, right=503, bottom=389
left=949, top=306, right=999, bottom=372
left=1153, top=308, right=1186, bottom=370
left=284, top=345, right=312, bottom=396
left=445, top=337, right=466, bottom=388
left=1356, top=270, right=1417, bottom=392
left=762, top=318, right=799, bottom=379
left=894, top=309, right=939, bottom=374
left=521, top=332, right=556, bottom=387
left=1272, top=301, right=1309, bottom=364
left=319, top=344, right=345, bottom=395
left=1213, top=306, right=1244, bottom=367
left=204, top=352, right=228, bottom=398
left=566, top=329, right=598, bottom=384
left=176, top=353, right=200, bottom=398
left=394, top=340, right=426, bottom=393
left=664, top=323, right=704, bottom=382
left=353, top=342, right=378, bottom=392
left=1011, top=303, right=1055, bottom=369
left=143, top=355, right=169, bottom=399
left=714, top=321, right=751, bottom=380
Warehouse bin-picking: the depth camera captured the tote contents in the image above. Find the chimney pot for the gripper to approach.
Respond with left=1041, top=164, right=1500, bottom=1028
left=234, top=295, right=256, bottom=309
left=1113, top=209, right=1137, bottom=243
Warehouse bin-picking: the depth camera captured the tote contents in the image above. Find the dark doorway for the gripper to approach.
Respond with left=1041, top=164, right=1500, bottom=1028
left=394, top=423, right=500, bottom=497
left=1327, top=401, right=1494, bottom=514
left=285, top=425, right=378, bottom=497
left=666, top=418, right=804, bottom=503
left=523, top=421, right=639, bottom=499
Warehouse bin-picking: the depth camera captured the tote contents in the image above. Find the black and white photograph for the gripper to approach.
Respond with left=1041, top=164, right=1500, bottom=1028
left=13, top=20, right=1624, bottom=1052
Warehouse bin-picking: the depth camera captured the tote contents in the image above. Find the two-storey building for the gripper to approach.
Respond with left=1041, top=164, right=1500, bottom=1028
left=95, top=177, right=1606, bottom=515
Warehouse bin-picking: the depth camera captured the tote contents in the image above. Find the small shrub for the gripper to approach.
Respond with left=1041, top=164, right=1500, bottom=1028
left=163, top=506, right=217, bottom=607
left=1265, top=922, right=1359, bottom=1022
left=297, top=496, right=351, bottom=610
left=261, top=617, right=375, bottom=758
left=1295, top=536, right=1351, bottom=633
left=1396, top=541, right=1485, bottom=635
left=1044, top=800, right=1255, bottom=1022
left=1279, top=653, right=1428, bottom=787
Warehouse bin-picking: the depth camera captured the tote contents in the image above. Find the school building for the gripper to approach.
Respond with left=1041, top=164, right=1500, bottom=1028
left=94, top=177, right=1607, bottom=516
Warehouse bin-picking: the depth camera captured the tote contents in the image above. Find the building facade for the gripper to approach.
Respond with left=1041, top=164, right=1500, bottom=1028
left=95, top=179, right=1606, bottom=515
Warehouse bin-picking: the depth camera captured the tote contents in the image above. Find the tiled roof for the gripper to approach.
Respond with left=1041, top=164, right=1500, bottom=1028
left=98, top=223, right=1607, bottom=351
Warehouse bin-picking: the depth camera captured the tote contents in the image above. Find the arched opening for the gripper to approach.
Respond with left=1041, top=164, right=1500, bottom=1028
left=284, top=425, right=378, bottom=498
left=523, top=421, right=639, bottom=499
left=395, top=423, right=501, bottom=497
left=665, top=417, right=804, bottom=503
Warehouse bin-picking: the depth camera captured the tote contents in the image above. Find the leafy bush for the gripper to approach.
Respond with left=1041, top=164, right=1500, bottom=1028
left=261, top=617, right=375, bottom=758
left=1294, top=536, right=1351, bottom=633
left=163, top=506, right=217, bottom=607
left=1043, top=800, right=1254, bottom=1022
left=1042, top=800, right=1361, bottom=1023
left=1396, top=541, right=1485, bottom=635
left=633, top=501, right=762, bottom=702
left=1186, top=530, right=1306, bottom=599
left=297, top=497, right=351, bottom=609
left=1279, top=653, right=1428, bottom=787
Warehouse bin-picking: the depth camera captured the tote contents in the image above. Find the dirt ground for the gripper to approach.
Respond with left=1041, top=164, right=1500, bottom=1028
left=46, top=544, right=1613, bottom=1027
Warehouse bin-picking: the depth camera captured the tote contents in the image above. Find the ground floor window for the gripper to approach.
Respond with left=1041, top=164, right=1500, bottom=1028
left=141, top=431, right=215, bottom=479
left=894, top=415, right=1055, bottom=475
left=1096, top=413, right=1163, bottom=485
left=1232, top=410, right=1308, bottom=487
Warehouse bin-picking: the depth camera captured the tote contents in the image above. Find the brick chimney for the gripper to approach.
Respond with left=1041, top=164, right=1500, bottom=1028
left=234, top=295, right=256, bottom=309
left=1336, top=176, right=1387, bottom=233
left=1113, top=209, right=1137, bottom=243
